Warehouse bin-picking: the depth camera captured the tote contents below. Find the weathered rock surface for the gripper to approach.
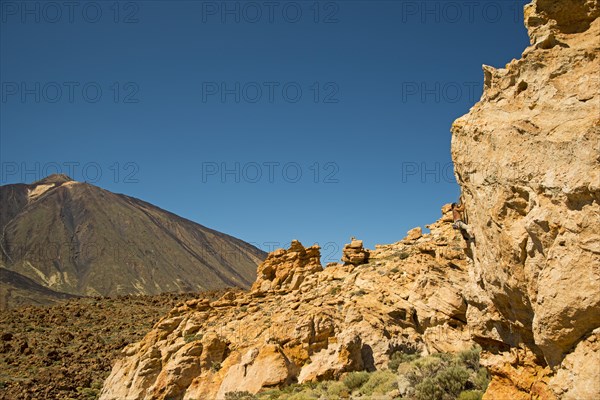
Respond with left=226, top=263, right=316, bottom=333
left=406, top=227, right=423, bottom=241
left=341, top=239, right=370, bottom=266
left=251, top=239, right=322, bottom=294
left=451, top=0, right=600, bottom=398
left=100, top=207, right=473, bottom=399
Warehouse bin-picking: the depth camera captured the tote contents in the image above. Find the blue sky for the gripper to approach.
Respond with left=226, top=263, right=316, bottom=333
left=1, top=0, right=530, bottom=262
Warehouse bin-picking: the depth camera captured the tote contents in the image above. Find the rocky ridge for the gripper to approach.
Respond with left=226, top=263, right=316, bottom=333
left=99, top=206, right=473, bottom=399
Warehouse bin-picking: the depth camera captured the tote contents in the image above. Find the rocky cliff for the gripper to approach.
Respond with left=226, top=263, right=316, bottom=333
left=99, top=207, right=473, bottom=399
left=451, top=0, right=600, bottom=398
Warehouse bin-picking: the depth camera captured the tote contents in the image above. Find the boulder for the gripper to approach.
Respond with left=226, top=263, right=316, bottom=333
left=406, top=227, right=423, bottom=241
left=251, top=240, right=322, bottom=294
left=217, top=345, right=294, bottom=398
left=298, top=333, right=364, bottom=383
left=341, top=239, right=370, bottom=266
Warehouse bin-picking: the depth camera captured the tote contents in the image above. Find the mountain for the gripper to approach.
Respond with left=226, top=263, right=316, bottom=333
left=0, top=174, right=266, bottom=304
left=0, top=268, right=80, bottom=309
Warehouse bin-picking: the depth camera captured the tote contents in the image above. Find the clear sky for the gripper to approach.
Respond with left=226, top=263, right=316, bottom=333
left=1, top=0, right=530, bottom=262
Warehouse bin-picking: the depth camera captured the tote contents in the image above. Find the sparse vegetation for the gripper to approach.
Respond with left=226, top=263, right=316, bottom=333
left=343, top=371, right=371, bottom=390
left=184, top=333, right=204, bottom=343
left=358, top=370, right=398, bottom=396
left=225, top=391, right=258, bottom=400
left=399, top=251, right=410, bottom=259
left=458, top=345, right=481, bottom=370
left=408, top=346, right=488, bottom=400
left=458, top=390, right=485, bottom=400
left=248, top=346, right=488, bottom=400
left=0, top=290, right=232, bottom=400
left=258, top=382, right=319, bottom=400
left=323, top=381, right=350, bottom=398
left=388, top=350, right=419, bottom=372
left=211, top=361, right=222, bottom=372
left=77, top=385, right=100, bottom=400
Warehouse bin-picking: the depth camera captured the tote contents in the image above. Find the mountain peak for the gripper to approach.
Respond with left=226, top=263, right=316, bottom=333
left=0, top=177, right=266, bottom=301
left=32, top=174, right=75, bottom=186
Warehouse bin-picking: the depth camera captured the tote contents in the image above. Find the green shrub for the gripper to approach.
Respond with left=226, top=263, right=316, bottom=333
left=278, top=382, right=317, bottom=395
left=287, top=391, right=319, bottom=400
left=407, top=356, right=446, bottom=384
left=458, top=390, right=484, bottom=400
left=388, top=352, right=402, bottom=372
left=343, top=371, right=370, bottom=390
left=329, top=286, right=341, bottom=295
left=431, top=352, right=454, bottom=363
left=358, top=370, right=398, bottom=396
left=184, top=333, right=203, bottom=343
left=90, top=380, right=103, bottom=390
left=415, top=376, right=445, bottom=400
left=399, top=252, right=410, bottom=259
left=458, top=345, right=481, bottom=370
left=258, top=347, right=489, bottom=400
left=472, top=367, right=490, bottom=391
left=410, top=348, right=487, bottom=400
left=389, top=350, right=420, bottom=372
left=256, top=389, right=284, bottom=400
left=325, top=381, right=350, bottom=399
left=225, top=391, right=257, bottom=400
left=77, top=387, right=99, bottom=400
left=434, top=365, right=470, bottom=398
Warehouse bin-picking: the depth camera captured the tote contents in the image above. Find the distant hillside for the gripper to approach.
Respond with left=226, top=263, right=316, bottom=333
left=0, top=174, right=266, bottom=304
left=0, top=268, right=79, bottom=309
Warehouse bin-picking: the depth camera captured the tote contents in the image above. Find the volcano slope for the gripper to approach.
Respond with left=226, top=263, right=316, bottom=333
left=0, top=174, right=265, bottom=306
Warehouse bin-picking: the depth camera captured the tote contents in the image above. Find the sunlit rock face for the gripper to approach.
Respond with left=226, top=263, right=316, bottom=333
left=100, top=211, right=475, bottom=400
left=451, top=0, right=600, bottom=398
